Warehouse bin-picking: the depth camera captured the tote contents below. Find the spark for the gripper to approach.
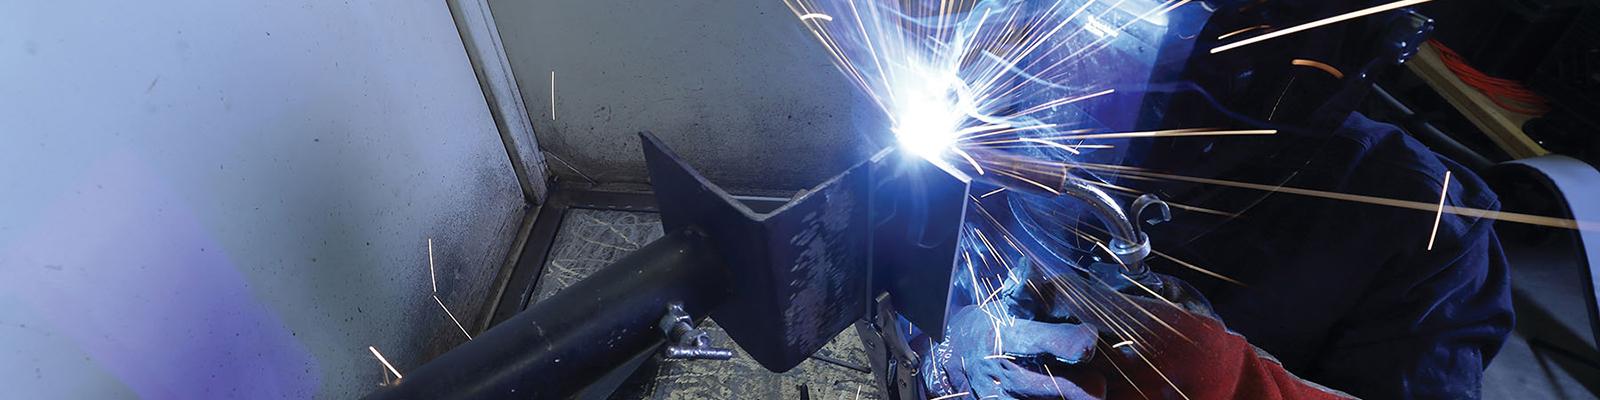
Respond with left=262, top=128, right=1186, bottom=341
left=972, top=128, right=1276, bottom=145
left=773, top=5, right=1306, bottom=396
left=931, top=392, right=972, bottom=400
left=952, top=147, right=986, bottom=175
left=1111, top=340, right=1135, bottom=348
left=433, top=295, right=474, bottom=340
left=1122, top=274, right=1178, bottom=308
left=981, top=280, right=1008, bottom=307
left=1030, top=0, right=1196, bottom=78
left=972, top=227, right=1007, bottom=265
left=968, top=200, right=1149, bottom=343
left=369, top=345, right=403, bottom=381
left=964, top=251, right=984, bottom=304
left=1073, top=176, right=1240, bottom=218
left=1006, top=88, right=1116, bottom=119
left=960, top=124, right=1076, bottom=143
left=1099, top=342, right=1152, bottom=400
left=1072, top=248, right=1195, bottom=343
left=1073, top=162, right=1600, bottom=231
left=428, top=238, right=437, bottom=293
left=1019, top=137, right=1081, bottom=154
left=1067, top=272, right=1154, bottom=347
left=992, top=311, right=1005, bottom=353
left=957, top=123, right=1018, bottom=137
left=1427, top=170, right=1452, bottom=251
left=1066, top=212, right=1250, bottom=289
left=1042, top=362, right=1066, bottom=399
left=1066, top=228, right=1192, bottom=336
left=983, top=354, right=1016, bottom=360
left=798, top=13, right=834, bottom=21
left=1211, top=0, right=1436, bottom=54
left=1050, top=267, right=1151, bottom=345
left=784, top=0, right=1157, bottom=163
left=1151, top=250, right=1247, bottom=287
left=1217, top=24, right=1270, bottom=40
left=1091, top=240, right=1129, bottom=271
left=1126, top=342, right=1193, bottom=400
left=1291, top=58, right=1345, bottom=79
left=549, top=70, right=556, bottom=120
left=960, top=198, right=1139, bottom=342
left=992, top=168, right=1061, bottom=195
left=428, top=238, right=472, bottom=340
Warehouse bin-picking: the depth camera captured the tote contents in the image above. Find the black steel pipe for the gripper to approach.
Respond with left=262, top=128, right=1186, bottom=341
left=368, top=228, right=729, bottom=399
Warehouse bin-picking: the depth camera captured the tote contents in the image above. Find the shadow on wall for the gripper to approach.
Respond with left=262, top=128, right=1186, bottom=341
left=490, top=0, right=889, bottom=193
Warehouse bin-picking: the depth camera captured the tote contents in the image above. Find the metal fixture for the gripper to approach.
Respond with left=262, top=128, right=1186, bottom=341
left=659, top=302, right=734, bottom=360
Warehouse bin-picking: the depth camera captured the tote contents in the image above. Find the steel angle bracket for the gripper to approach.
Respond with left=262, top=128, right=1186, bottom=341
left=642, top=132, right=873, bottom=372
left=867, top=153, right=971, bottom=341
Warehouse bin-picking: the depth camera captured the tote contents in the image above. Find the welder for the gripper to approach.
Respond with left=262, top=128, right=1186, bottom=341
left=919, top=0, right=1514, bottom=398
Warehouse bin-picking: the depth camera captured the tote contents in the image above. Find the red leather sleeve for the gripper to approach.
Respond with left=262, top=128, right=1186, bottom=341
left=1092, top=299, right=1353, bottom=400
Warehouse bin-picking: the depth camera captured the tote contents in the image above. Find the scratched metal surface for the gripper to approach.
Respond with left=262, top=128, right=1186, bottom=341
left=533, top=209, right=879, bottom=399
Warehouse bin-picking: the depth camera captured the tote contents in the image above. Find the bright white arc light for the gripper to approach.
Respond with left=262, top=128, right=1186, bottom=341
left=891, top=75, right=964, bottom=161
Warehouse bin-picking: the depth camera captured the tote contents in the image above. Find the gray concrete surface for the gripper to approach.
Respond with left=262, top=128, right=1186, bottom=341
left=487, top=0, right=886, bottom=193
left=0, top=1, right=523, bottom=398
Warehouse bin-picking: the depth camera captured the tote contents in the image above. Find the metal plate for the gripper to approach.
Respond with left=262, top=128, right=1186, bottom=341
left=643, top=132, right=872, bottom=372
left=868, top=153, right=970, bottom=341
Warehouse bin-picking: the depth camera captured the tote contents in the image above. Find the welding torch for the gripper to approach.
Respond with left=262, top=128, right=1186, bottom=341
left=953, top=145, right=1172, bottom=293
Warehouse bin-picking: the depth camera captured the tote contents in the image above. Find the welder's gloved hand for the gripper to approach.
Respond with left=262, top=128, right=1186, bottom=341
left=923, top=305, right=1105, bottom=399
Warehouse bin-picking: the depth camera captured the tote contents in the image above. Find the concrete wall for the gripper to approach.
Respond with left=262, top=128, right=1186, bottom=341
left=0, top=1, right=523, bottom=398
left=489, top=0, right=885, bottom=193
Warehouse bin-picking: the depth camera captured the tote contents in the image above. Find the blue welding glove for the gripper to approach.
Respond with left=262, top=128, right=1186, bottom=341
left=923, top=305, right=1105, bottom=399
left=924, top=257, right=1106, bottom=399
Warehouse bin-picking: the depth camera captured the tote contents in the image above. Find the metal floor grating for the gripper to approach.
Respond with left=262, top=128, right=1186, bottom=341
left=489, top=188, right=880, bottom=399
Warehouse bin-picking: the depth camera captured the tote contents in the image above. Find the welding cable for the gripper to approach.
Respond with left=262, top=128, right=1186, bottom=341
left=1370, top=84, right=1495, bottom=171
left=1427, top=40, right=1550, bottom=115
